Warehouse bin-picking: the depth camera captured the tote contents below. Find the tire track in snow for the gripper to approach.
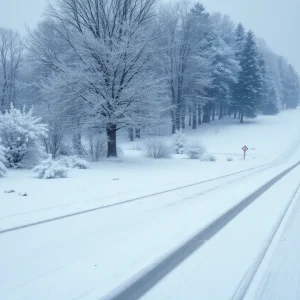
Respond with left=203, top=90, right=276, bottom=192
left=231, top=178, right=300, bottom=300
left=101, top=160, right=300, bottom=300
left=0, top=162, right=272, bottom=235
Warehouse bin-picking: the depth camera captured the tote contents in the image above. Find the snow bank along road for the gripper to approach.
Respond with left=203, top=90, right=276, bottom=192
left=2, top=136, right=300, bottom=299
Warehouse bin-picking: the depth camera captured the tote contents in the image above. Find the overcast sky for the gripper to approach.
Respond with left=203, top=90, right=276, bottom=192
left=0, top=0, right=299, bottom=71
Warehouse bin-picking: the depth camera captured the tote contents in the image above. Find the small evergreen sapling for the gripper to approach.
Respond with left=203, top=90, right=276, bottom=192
left=174, top=130, right=186, bottom=154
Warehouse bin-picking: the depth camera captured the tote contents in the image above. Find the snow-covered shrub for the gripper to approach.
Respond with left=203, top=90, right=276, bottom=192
left=199, top=153, right=217, bottom=162
left=227, top=156, right=233, bottom=162
left=174, top=130, right=186, bottom=154
left=0, top=144, right=7, bottom=177
left=33, top=158, right=68, bottom=179
left=0, top=104, right=48, bottom=168
left=144, top=139, right=172, bottom=159
left=58, top=155, right=90, bottom=169
left=185, top=141, right=206, bottom=159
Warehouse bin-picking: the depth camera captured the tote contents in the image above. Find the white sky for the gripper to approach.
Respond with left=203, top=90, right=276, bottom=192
left=0, top=0, right=299, bottom=71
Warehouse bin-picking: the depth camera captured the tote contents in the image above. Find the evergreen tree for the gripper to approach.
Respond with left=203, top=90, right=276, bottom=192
left=257, top=53, right=269, bottom=104
left=235, top=23, right=246, bottom=60
left=231, top=23, right=246, bottom=117
left=262, top=82, right=281, bottom=115
left=285, top=65, right=300, bottom=109
left=236, top=31, right=262, bottom=123
left=277, top=56, right=287, bottom=108
left=209, top=15, right=239, bottom=120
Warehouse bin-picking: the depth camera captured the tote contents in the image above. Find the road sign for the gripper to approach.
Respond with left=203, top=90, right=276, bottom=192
left=242, top=145, right=248, bottom=160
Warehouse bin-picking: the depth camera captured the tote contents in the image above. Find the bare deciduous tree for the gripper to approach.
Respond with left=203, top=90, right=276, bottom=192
left=31, top=0, right=162, bottom=157
left=0, top=28, right=23, bottom=111
left=156, top=2, right=212, bottom=133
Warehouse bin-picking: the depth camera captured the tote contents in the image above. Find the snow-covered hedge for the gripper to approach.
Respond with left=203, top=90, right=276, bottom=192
left=144, top=139, right=172, bottom=159
left=199, top=153, right=217, bottom=162
left=58, top=155, right=90, bottom=169
left=227, top=156, right=233, bottom=162
left=33, top=158, right=68, bottom=179
left=0, top=104, right=48, bottom=168
left=0, top=144, right=7, bottom=177
left=185, top=141, right=206, bottom=159
left=174, top=130, right=186, bottom=154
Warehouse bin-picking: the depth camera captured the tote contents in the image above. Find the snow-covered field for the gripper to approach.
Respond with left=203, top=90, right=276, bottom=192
left=1, top=110, right=300, bottom=229
left=1, top=110, right=300, bottom=300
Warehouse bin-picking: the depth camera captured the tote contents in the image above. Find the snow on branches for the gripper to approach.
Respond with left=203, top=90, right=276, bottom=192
left=0, top=104, right=48, bottom=168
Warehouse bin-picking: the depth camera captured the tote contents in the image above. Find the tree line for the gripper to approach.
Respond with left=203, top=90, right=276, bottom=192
left=0, top=0, right=299, bottom=157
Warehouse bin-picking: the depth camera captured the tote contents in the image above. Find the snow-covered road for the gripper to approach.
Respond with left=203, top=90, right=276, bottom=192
left=1, top=157, right=300, bottom=300
left=138, top=163, right=300, bottom=300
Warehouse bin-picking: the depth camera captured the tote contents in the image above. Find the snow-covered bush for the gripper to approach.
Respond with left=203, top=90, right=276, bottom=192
left=0, top=104, right=48, bottom=168
left=144, top=139, right=172, bottom=159
left=227, top=156, right=233, bottom=162
left=174, top=130, right=186, bottom=154
left=0, top=144, right=7, bottom=177
left=58, top=155, right=89, bottom=169
left=185, top=141, right=206, bottom=159
left=33, top=158, right=68, bottom=179
left=199, top=153, right=217, bottom=162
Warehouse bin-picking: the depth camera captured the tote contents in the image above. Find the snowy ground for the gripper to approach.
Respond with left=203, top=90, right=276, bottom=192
left=1, top=110, right=300, bottom=229
left=1, top=110, right=300, bottom=300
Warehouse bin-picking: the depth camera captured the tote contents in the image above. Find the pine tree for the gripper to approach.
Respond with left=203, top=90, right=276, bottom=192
left=262, top=82, right=281, bottom=115
left=285, top=65, right=300, bottom=109
left=209, top=15, right=239, bottom=120
left=236, top=31, right=262, bottom=123
left=174, top=130, right=186, bottom=154
left=231, top=23, right=246, bottom=118
left=235, top=23, right=246, bottom=60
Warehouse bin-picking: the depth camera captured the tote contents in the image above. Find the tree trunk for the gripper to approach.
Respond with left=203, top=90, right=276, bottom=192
left=188, top=106, right=192, bottom=126
left=198, top=105, right=202, bottom=125
left=240, top=112, right=244, bottom=123
left=238, top=111, right=241, bottom=119
left=219, top=103, right=223, bottom=120
left=233, top=110, right=237, bottom=119
left=228, top=106, right=232, bottom=117
left=72, top=132, right=85, bottom=157
left=129, top=128, right=134, bottom=141
left=107, top=124, right=117, bottom=157
left=212, top=104, right=215, bottom=121
left=135, top=128, right=141, bottom=139
left=192, top=102, right=197, bottom=129
left=202, top=103, right=211, bottom=123
left=181, top=105, right=186, bottom=129
left=171, top=110, right=176, bottom=134
left=175, top=103, right=181, bottom=130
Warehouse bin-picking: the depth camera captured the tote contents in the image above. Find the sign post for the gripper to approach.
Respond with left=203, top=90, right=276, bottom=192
left=242, top=145, right=248, bottom=160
